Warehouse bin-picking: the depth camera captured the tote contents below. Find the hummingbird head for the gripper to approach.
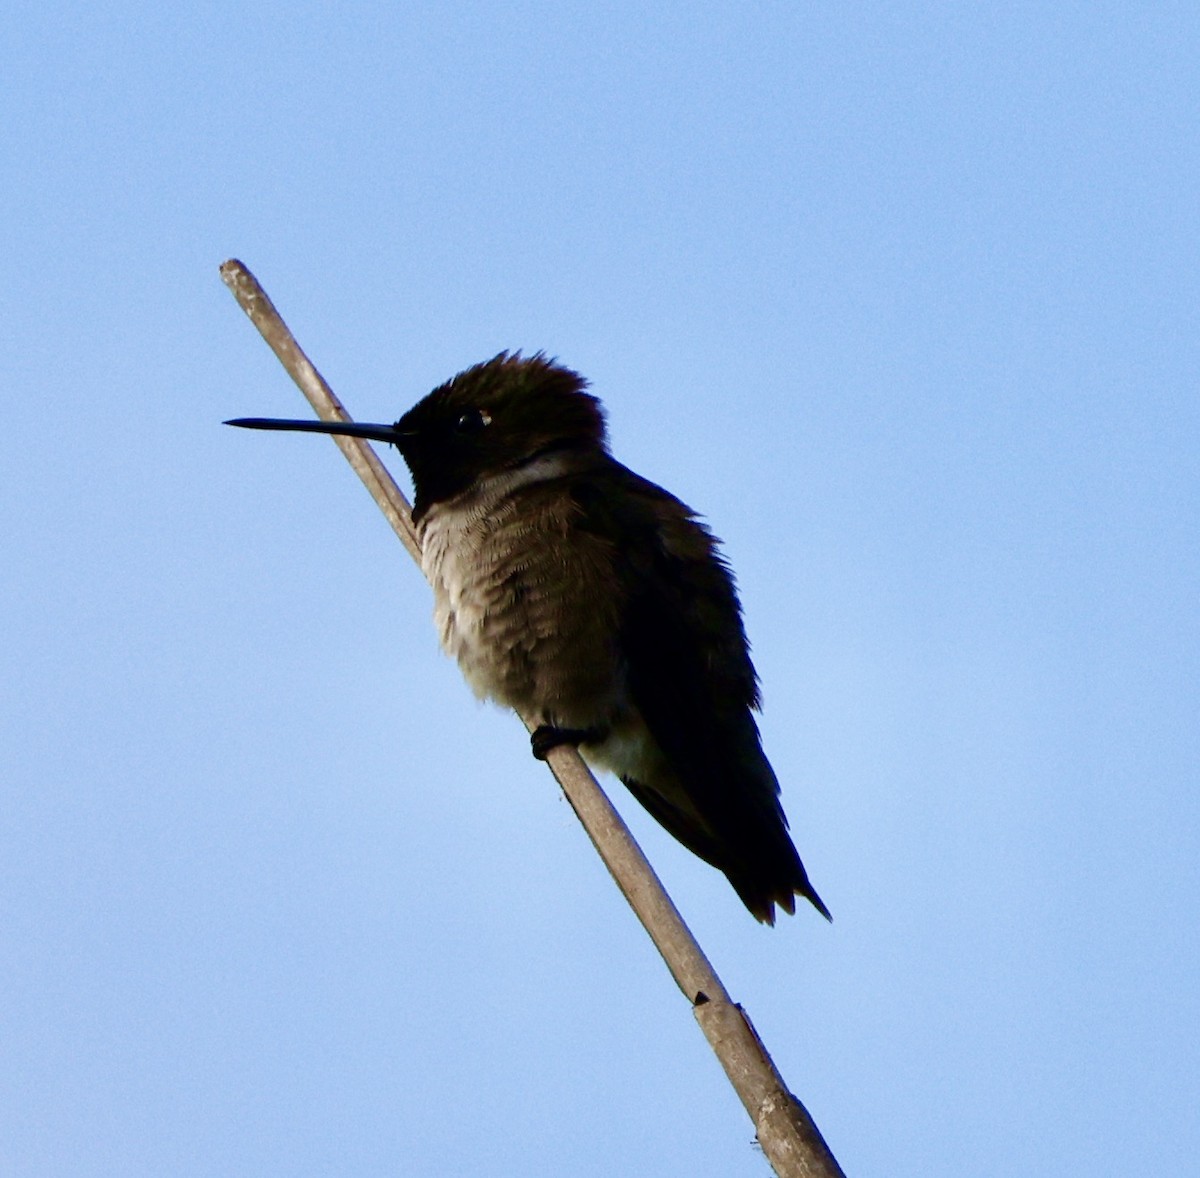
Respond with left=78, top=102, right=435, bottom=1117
left=226, top=352, right=606, bottom=522
left=396, top=353, right=605, bottom=520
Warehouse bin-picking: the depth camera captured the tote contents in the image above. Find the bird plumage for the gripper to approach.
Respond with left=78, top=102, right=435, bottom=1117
left=399, top=353, right=829, bottom=924
left=228, top=352, right=829, bottom=923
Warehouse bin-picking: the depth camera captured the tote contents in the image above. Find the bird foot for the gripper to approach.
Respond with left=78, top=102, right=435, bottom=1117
left=530, top=724, right=608, bottom=760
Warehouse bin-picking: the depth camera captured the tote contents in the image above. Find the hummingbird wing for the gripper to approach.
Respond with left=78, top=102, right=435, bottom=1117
left=571, top=460, right=830, bottom=924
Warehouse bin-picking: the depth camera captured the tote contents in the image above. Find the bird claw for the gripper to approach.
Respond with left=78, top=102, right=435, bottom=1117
left=530, top=724, right=606, bottom=760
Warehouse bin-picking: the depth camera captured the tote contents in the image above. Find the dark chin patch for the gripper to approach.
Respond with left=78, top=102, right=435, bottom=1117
left=407, top=471, right=472, bottom=522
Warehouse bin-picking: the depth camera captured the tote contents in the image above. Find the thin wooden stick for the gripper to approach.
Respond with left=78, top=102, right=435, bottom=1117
left=220, top=258, right=846, bottom=1178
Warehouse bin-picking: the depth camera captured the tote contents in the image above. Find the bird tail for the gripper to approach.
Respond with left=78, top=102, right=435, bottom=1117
left=621, top=773, right=832, bottom=925
left=726, top=864, right=832, bottom=926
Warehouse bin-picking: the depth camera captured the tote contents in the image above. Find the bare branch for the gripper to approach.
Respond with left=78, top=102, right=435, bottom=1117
left=219, top=260, right=421, bottom=564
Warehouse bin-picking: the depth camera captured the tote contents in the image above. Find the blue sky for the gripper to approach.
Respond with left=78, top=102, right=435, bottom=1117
left=3, top=4, right=1197, bottom=1175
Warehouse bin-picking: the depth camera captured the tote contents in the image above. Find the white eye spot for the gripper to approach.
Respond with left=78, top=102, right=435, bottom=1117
left=454, top=408, right=491, bottom=434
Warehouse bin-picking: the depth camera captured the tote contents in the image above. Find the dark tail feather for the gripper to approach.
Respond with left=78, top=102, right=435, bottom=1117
left=622, top=774, right=832, bottom=924
left=727, top=866, right=832, bottom=926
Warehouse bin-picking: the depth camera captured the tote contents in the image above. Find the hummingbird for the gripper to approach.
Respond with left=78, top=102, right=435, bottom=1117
left=228, top=352, right=830, bottom=924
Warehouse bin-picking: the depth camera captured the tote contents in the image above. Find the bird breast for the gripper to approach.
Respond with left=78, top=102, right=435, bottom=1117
left=416, top=458, right=626, bottom=726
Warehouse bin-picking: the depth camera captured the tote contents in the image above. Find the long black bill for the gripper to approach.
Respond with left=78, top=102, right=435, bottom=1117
left=224, top=417, right=404, bottom=446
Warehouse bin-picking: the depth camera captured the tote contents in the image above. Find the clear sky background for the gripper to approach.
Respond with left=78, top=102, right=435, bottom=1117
left=3, top=4, right=1197, bottom=1176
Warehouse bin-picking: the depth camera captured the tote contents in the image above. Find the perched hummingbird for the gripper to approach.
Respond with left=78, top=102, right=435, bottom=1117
left=228, top=353, right=829, bottom=924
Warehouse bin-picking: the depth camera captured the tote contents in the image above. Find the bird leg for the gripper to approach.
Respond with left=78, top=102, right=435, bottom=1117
left=530, top=724, right=609, bottom=761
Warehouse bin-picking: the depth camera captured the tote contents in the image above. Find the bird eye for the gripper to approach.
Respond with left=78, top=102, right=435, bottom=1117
left=454, top=408, right=491, bottom=433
